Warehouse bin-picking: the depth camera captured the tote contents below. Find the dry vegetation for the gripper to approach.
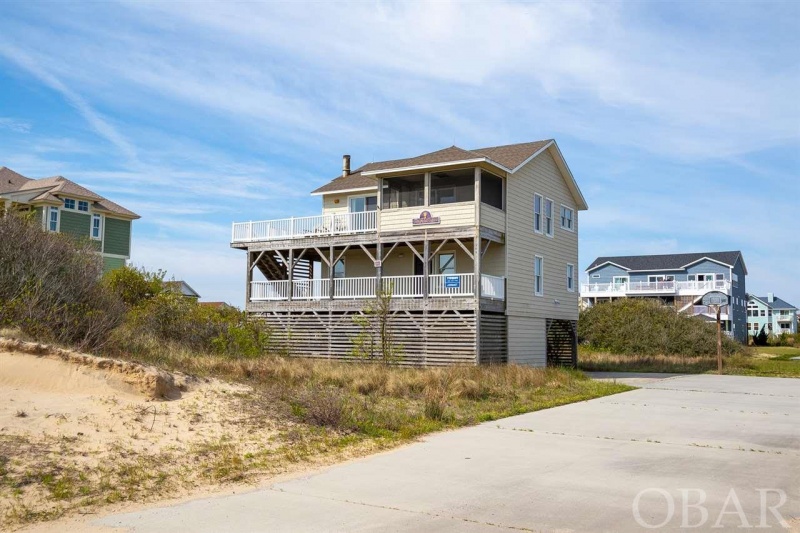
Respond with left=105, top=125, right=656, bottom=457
left=0, top=335, right=631, bottom=529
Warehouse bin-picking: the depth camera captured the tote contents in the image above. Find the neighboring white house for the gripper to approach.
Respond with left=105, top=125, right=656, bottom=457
left=231, top=140, right=587, bottom=366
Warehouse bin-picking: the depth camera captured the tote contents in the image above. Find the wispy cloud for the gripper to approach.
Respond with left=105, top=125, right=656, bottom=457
left=0, top=117, right=31, bottom=133
left=0, top=44, right=139, bottom=163
left=0, top=0, right=797, bottom=307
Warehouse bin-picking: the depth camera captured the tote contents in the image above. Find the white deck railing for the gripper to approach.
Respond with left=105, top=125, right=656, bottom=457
left=232, top=211, right=378, bottom=243
left=581, top=280, right=731, bottom=294
left=250, top=273, right=504, bottom=301
left=480, top=274, right=505, bottom=300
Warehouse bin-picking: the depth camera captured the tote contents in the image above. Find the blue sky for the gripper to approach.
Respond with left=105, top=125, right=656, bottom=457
left=0, top=1, right=798, bottom=308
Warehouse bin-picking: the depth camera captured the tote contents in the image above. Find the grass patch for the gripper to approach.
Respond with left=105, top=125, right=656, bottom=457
left=578, top=347, right=800, bottom=378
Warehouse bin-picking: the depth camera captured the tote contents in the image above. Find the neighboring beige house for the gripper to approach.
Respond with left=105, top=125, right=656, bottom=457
left=231, top=140, right=587, bottom=366
left=0, top=167, right=139, bottom=272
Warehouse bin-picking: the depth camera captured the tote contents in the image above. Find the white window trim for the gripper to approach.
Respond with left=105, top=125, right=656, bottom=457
left=48, top=206, right=60, bottom=232
left=63, top=198, right=75, bottom=210
left=347, top=193, right=378, bottom=213
left=648, top=274, right=675, bottom=282
left=560, top=204, right=574, bottom=232
left=436, top=250, right=457, bottom=275
left=544, top=198, right=554, bottom=238
left=333, top=258, right=346, bottom=279
left=612, top=276, right=629, bottom=286
left=91, top=213, right=103, bottom=240
left=533, top=193, right=543, bottom=234
left=77, top=200, right=89, bottom=212
left=566, top=263, right=575, bottom=292
left=534, top=255, right=544, bottom=296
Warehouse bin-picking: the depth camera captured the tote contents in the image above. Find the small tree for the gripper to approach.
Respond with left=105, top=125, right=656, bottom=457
left=753, top=326, right=769, bottom=347
left=351, top=285, right=403, bottom=363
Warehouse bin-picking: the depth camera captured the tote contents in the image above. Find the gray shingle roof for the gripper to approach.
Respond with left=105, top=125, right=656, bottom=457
left=311, top=140, right=553, bottom=195
left=752, top=295, right=797, bottom=310
left=587, top=251, right=744, bottom=272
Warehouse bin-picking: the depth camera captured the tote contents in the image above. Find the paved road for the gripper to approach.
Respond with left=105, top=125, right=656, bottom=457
left=95, top=375, right=799, bottom=532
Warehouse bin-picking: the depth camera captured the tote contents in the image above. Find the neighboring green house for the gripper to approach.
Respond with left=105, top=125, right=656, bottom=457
left=747, top=293, right=798, bottom=337
left=0, top=166, right=139, bottom=272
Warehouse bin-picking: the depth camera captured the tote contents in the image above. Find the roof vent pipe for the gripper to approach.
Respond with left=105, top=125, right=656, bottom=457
left=342, top=155, right=351, bottom=177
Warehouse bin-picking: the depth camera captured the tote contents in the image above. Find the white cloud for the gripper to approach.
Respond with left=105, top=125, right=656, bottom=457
left=0, top=117, right=31, bottom=133
left=0, top=44, right=139, bottom=163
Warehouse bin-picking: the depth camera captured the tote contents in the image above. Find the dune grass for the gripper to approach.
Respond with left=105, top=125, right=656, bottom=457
left=578, top=346, right=800, bottom=378
left=113, top=335, right=632, bottom=438
left=1, top=333, right=632, bottom=528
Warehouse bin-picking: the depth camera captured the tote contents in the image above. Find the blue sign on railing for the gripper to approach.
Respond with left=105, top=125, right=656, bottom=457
left=444, top=276, right=460, bottom=288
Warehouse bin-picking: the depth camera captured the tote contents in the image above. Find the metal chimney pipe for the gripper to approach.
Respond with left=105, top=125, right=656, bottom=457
left=342, top=154, right=351, bottom=177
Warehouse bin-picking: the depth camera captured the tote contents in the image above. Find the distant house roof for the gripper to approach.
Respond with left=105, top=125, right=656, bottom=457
left=587, top=251, right=746, bottom=273
left=165, top=280, right=201, bottom=298
left=310, top=140, right=587, bottom=207
left=0, top=167, right=139, bottom=219
left=199, top=301, right=235, bottom=310
left=749, top=295, right=797, bottom=311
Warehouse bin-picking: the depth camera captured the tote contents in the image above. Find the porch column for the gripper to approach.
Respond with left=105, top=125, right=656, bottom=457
left=2, top=200, right=10, bottom=217
left=423, top=237, right=430, bottom=299
left=288, top=248, right=294, bottom=301
left=329, top=245, right=335, bottom=300
left=245, top=251, right=252, bottom=305
left=376, top=241, right=383, bottom=295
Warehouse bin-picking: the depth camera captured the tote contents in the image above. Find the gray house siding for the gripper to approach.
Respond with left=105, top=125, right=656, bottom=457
left=685, top=259, right=731, bottom=277
left=729, top=257, right=747, bottom=342
left=587, top=264, right=629, bottom=284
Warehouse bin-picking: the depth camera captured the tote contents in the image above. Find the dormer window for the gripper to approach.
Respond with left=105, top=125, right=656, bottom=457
left=78, top=200, right=89, bottom=212
left=63, top=198, right=75, bottom=210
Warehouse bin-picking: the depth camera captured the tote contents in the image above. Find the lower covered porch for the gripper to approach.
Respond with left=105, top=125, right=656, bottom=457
left=245, top=232, right=506, bottom=305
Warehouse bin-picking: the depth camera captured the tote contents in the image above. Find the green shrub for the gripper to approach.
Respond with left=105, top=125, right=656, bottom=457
left=768, top=332, right=796, bottom=347
left=104, top=266, right=166, bottom=307
left=114, top=290, right=271, bottom=358
left=578, top=299, right=743, bottom=356
left=0, top=214, right=124, bottom=350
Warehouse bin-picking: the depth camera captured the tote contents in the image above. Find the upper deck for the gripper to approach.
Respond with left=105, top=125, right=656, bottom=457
left=231, top=201, right=507, bottom=247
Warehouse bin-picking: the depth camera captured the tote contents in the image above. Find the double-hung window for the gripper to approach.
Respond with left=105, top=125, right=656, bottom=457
left=533, top=194, right=542, bottom=233
left=560, top=205, right=574, bottom=231
left=78, top=200, right=89, bottom=212
left=544, top=198, right=553, bottom=237
left=91, top=214, right=102, bottom=240
left=566, top=264, right=575, bottom=292
left=48, top=207, right=59, bottom=232
left=534, top=256, right=544, bottom=296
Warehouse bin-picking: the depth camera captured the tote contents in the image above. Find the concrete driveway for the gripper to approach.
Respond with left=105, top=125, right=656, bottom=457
left=95, top=375, right=799, bottom=532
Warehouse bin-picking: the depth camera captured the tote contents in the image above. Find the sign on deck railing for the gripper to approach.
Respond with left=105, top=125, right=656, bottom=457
left=444, top=276, right=460, bottom=288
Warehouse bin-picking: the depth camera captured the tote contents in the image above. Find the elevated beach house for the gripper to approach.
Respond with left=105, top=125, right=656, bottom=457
left=0, top=166, right=139, bottom=272
left=747, top=294, right=798, bottom=337
left=581, top=251, right=748, bottom=341
left=231, top=140, right=588, bottom=366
